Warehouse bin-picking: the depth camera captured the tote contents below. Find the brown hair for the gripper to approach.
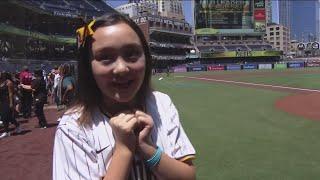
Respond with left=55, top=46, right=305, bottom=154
left=74, top=13, right=153, bottom=125
left=60, top=63, right=74, bottom=77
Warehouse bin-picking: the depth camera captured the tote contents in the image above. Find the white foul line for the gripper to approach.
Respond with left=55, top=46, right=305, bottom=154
left=175, top=75, right=320, bottom=93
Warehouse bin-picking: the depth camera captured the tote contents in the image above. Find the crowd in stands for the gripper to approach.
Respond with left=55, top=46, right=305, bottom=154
left=197, top=44, right=274, bottom=53
left=0, top=36, right=77, bottom=61
left=24, top=0, right=114, bottom=17
left=0, top=63, right=76, bottom=139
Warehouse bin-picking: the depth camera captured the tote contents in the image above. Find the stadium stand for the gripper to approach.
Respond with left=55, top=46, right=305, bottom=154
left=68, top=1, right=95, bottom=11
left=212, top=45, right=226, bottom=52
left=247, top=44, right=273, bottom=51
left=149, top=29, right=193, bottom=68
left=88, top=0, right=112, bottom=11
left=197, top=46, right=212, bottom=52
left=224, top=45, right=249, bottom=51
left=0, top=0, right=117, bottom=67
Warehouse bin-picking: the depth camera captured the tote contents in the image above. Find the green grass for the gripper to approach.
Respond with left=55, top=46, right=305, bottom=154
left=152, top=73, right=320, bottom=180
left=233, top=69, right=320, bottom=90
left=169, top=68, right=320, bottom=90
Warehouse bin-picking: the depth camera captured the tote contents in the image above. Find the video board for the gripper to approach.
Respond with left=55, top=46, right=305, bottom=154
left=194, top=0, right=266, bottom=34
left=194, top=0, right=253, bottom=30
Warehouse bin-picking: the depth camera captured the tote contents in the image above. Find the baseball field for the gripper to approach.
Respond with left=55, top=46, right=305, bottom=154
left=154, top=67, right=320, bottom=179
left=0, top=67, right=319, bottom=179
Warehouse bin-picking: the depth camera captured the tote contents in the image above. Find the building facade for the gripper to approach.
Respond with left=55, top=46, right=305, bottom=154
left=129, top=0, right=184, bottom=20
left=318, top=0, right=320, bottom=41
left=278, top=0, right=291, bottom=29
left=156, top=0, right=184, bottom=20
left=264, top=23, right=290, bottom=54
left=291, top=0, right=319, bottom=41
left=115, top=1, right=158, bottom=17
left=118, top=0, right=194, bottom=68
left=265, top=0, right=272, bottom=24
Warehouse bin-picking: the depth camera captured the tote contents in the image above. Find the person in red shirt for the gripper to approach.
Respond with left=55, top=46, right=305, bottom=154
left=21, top=69, right=48, bottom=128
left=19, top=66, right=33, bottom=118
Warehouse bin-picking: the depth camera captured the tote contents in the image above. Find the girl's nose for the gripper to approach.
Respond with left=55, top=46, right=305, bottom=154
left=113, top=57, right=129, bottom=75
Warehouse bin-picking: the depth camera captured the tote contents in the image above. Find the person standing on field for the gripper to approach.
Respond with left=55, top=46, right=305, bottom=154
left=53, top=13, right=196, bottom=180
left=19, top=66, right=33, bottom=118
left=21, top=69, right=48, bottom=128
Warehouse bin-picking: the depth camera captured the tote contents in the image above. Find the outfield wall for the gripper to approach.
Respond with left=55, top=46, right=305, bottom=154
left=171, top=61, right=320, bottom=72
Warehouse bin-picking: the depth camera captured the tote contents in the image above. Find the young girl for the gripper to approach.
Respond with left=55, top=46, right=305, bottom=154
left=53, top=14, right=196, bottom=180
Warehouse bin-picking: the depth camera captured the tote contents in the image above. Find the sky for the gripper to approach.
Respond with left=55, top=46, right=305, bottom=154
left=107, top=0, right=278, bottom=26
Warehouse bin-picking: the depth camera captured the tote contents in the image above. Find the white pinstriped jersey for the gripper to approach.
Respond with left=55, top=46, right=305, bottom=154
left=53, top=91, right=196, bottom=180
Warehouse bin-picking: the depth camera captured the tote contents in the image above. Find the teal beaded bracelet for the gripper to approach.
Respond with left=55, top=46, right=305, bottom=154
left=145, top=146, right=162, bottom=168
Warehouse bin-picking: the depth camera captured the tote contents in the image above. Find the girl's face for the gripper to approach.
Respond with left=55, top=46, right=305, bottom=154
left=91, top=23, right=146, bottom=104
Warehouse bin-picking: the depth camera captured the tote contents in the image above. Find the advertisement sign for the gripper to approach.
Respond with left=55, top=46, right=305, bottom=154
left=186, top=54, right=199, bottom=59
left=243, top=64, right=257, bottom=70
left=195, top=28, right=219, bottom=35
left=207, top=65, right=225, bottom=71
left=254, top=21, right=266, bottom=32
left=258, top=64, right=272, bottom=69
left=254, top=10, right=266, bottom=21
left=306, top=42, right=313, bottom=50
left=288, top=62, right=304, bottom=68
left=194, top=0, right=253, bottom=30
left=312, top=42, right=319, bottom=49
left=226, top=65, right=241, bottom=70
left=201, top=50, right=281, bottom=58
left=297, top=43, right=305, bottom=50
left=53, top=11, right=78, bottom=18
left=187, top=66, right=206, bottom=72
left=173, top=66, right=187, bottom=73
left=254, top=0, right=265, bottom=8
left=274, top=63, right=287, bottom=69
left=306, top=62, right=320, bottom=67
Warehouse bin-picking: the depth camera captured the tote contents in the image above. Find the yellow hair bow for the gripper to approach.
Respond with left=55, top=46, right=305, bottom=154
left=76, top=20, right=96, bottom=48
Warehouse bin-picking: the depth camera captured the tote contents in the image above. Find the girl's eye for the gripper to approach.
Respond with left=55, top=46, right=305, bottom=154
left=96, top=54, right=115, bottom=64
left=101, top=59, right=113, bottom=65
left=123, top=49, right=142, bottom=62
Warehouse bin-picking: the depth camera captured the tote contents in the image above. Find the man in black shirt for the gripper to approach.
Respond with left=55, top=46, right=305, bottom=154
left=21, top=69, right=48, bottom=128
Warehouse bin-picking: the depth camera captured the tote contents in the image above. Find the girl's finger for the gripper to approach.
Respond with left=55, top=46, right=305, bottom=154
left=126, top=117, right=139, bottom=130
